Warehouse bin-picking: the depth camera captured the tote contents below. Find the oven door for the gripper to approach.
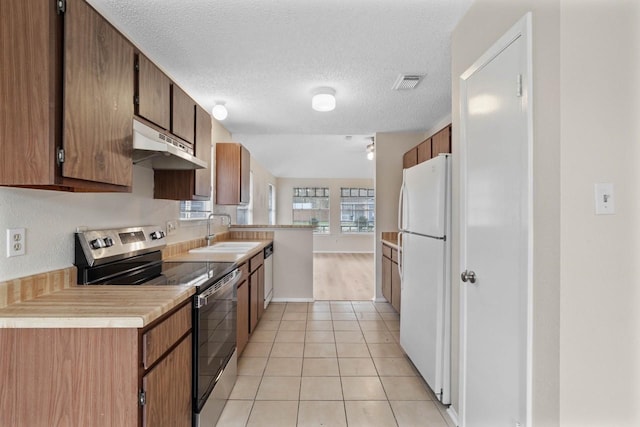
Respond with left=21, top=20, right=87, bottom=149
left=193, top=269, right=240, bottom=414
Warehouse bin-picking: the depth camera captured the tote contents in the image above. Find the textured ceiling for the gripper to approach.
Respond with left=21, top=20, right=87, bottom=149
left=87, top=0, right=472, bottom=178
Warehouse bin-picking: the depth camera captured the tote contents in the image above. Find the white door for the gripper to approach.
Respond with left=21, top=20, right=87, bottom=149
left=459, top=14, right=532, bottom=427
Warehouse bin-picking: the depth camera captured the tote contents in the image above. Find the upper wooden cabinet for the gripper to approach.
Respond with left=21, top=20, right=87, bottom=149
left=0, top=0, right=134, bottom=191
left=417, top=138, right=432, bottom=163
left=216, top=143, right=250, bottom=205
left=432, top=125, right=451, bottom=157
left=403, top=147, right=418, bottom=169
left=153, top=105, right=212, bottom=200
left=171, top=85, right=195, bottom=144
left=136, top=54, right=171, bottom=131
left=403, top=124, right=452, bottom=170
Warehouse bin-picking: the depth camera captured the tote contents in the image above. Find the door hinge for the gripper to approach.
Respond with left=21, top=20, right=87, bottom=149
left=56, top=148, right=65, bottom=165
left=134, top=61, right=139, bottom=72
left=134, top=95, right=139, bottom=105
left=138, top=390, right=146, bottom=406
left=516, top=74, right=523, bottom=97
left=56, top=0, right=66, bottom=14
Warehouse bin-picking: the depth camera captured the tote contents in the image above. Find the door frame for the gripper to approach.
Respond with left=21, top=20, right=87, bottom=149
left=458, top=13, right=534, bottom=427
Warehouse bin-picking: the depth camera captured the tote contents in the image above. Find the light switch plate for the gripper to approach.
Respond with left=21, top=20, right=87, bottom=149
left=6, top=228, right=26, bottom=257
left=594, top=183, right=615, bottom=215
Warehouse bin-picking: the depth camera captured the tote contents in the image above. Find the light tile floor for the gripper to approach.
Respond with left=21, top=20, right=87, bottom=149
left=217, top=301, right=454, bottom=427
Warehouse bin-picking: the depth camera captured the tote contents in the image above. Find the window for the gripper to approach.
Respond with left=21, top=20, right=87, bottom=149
left=293, top=187, right=329, bottom=233
left=179, top=200, right=211, bottom=220
left=268, top=184, right=276, bottom=225
left=340, top=188, right=375, bottom=233
left=237, top=171, right=254, bottom=225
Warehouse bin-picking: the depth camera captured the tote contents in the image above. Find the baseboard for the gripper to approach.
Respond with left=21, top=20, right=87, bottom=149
left=312, top=250, right=374, bottom=254
left=374, top=297, right=390, bottom=303
left=446, top=406, right=459, bottom=427
left=271, top=297, right=315, bottom=303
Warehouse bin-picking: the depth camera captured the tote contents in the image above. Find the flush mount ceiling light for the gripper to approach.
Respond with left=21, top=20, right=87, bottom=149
left=366, top=137, right=375, bottom=160
left=312, top=87, right=336, bottom=112
left=212, top=103, right=228, bottom=121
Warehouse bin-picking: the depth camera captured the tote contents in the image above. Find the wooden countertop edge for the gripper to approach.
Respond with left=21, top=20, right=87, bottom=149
left=0, top=286, right=195, bottom=329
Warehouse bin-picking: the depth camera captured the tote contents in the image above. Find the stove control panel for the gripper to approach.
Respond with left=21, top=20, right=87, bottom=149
left=75, top=225, right=167, bottom=267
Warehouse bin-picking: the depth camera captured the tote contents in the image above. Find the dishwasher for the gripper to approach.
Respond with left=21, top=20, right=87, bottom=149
left=263, top=243, right=273, bottom=308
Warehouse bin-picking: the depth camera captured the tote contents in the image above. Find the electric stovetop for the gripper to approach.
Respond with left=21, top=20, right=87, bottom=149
left=141, top=261, right=236, bottom=292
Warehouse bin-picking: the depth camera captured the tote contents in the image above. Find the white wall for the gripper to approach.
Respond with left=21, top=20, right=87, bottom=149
left=373, top=132, right=427, bottom=300
left=249, top=156, right=277, bottom=225
left=0, top=166, right=190, bottom=281
left=559, top=1, right=640, bottom=426
left=276, top=177, right=375, bottom=253
left=452, top=0, right=561, bottom=424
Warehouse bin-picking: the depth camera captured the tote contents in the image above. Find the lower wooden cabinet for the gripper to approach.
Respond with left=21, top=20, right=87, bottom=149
left=237, top=267, right=250, bottom=356
left=382, top=242, right=401, bottom=313
left=0, top=302, right=192, bottom=427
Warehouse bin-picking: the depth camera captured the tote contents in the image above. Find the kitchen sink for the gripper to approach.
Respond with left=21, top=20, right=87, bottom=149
left=189, top=241, right=261, bottom=254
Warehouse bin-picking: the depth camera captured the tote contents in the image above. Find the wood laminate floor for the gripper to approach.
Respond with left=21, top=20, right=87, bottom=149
left=313, top=253, right=374, bottom=301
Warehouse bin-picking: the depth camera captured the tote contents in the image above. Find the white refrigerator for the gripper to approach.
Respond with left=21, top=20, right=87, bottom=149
left=398, top=153, right=451, bottom=405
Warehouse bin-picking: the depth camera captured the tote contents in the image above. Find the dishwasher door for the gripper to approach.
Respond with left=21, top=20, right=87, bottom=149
left=263, top=243, right=273, bottom=308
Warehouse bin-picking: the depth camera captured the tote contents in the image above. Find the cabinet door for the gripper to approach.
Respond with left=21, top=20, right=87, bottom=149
left=237, top=279, right=249, bottom=356
left=382, top=255, right=392, bottom=303
left=216, top=143, right=251, bottom=205
left=137, top=54, right=171, bottom=130
left=403, top=147, right=418, bottom=169
left=63, top=0, right=134, bottom=187
left=0, top=0, right=57, bottom=186
left=194, top=105, right=212, bottom=198
left=249, top=270, right=259, bottom=333
left=391, top=261, right=401, bottom=313
left=171, top=84, right=195, bottom=144
left=142, top=335, right=192, bottom=427
left=417, top=138, right=432, bottom=164
left=432, top=126, right=451, bottom=156
left=257, top=264, right=265, bottom=320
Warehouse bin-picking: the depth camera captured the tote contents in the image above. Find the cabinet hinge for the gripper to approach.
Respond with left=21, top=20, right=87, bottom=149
left=56, top=147, right=65, bottom=165
left=134, top=61, right=140, bottom=72
left=138, top=390, right=146, bottom=406
left=516, top=74, right=523, bottom=97
left=134, top=95, right=139, bottom=105
left=56, top=0, right=66, bottom=14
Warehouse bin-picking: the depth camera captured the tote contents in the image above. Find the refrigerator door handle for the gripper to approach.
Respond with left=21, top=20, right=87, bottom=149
left=398, top=232, right=404, bottom=288
left=398, top=180, right=405, bottom=231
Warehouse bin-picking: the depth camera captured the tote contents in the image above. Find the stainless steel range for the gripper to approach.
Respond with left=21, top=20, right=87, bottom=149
left=74, top=226, right=239, bottom=427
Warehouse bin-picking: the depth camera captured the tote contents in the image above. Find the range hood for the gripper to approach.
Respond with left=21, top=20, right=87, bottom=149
left=132, top=118, right=207, bottom=170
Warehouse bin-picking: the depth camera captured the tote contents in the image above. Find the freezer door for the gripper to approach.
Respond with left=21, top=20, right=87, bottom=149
left=399, top=233, right=447, bottom=401
left=404, top=155, right=448, bottom=237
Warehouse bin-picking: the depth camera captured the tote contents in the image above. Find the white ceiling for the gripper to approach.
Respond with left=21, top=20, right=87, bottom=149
left=88, top=0, right=472, bottom=179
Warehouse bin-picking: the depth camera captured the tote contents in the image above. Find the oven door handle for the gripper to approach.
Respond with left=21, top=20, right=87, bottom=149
left=195, top=269, right=241, bottom=308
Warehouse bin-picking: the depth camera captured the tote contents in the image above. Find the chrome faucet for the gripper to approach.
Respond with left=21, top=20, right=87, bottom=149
left=206, top=213, right=232, bottom=245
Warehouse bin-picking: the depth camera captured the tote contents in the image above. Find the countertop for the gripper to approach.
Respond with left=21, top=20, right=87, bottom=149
left=381, top=239, right=400, bottom=250
left=230, top=224, right=313, bottom=229
left=0, top=239, right=273, bottom=329
left=164, top=239, right=272, bottom=263
left=0, top=285, right=195, bottom=328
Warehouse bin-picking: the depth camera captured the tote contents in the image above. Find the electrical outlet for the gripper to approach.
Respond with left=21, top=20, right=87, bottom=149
left=166, top=220, right=177, bottom=236
left=6, top=228, right=26, bottom=257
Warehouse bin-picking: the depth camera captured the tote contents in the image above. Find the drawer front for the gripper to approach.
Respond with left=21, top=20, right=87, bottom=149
left=382, top=244, right=392, bottom=258
left=239, top=262, right=249, bottom=281
left=143, top=303, right=192, bottom=369
left=249, top=251, right=264, bottom=272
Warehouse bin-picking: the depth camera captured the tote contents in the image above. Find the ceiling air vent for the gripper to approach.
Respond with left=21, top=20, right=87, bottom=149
left=392, top=74, right=425, bottom=90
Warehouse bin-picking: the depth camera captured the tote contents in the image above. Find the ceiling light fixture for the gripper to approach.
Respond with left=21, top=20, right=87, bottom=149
left=212, top=103, right=228, bottom=121
left=366, top=138, right=375, bottom=161
left=312, top=87, right=336, bottom=112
